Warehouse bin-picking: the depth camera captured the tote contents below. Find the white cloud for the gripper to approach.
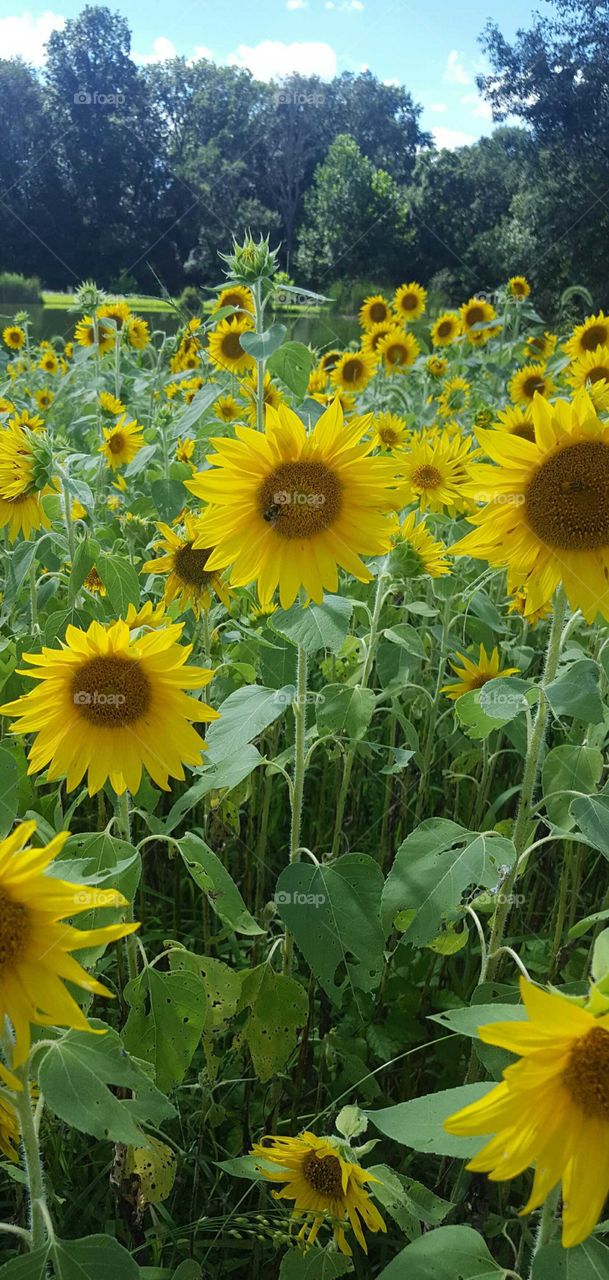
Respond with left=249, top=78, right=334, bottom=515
left=286, top=0, right=307, bottom=8
left=461, top=91, right=492, bottom=120
left=429, top=101, right=448, bottom=113
left=433, top=125, right=475, bottom=150
left=228, top=40, right=337, bottom=81
left=192, top=44, right=213, bottom=61
left=444, top=50, right=471, bottom=86
left=0, top=10, right=65, bottom=66
left=325, top=0, right=364, bottom=9
left=135, top=36, right=177, bottom=64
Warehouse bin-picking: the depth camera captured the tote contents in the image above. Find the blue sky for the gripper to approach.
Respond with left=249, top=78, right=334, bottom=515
left=0, top=2, right=551, bottom=148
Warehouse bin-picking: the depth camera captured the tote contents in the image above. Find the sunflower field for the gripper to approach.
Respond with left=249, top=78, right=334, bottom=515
left=2, top=238, right=609, bottom=1280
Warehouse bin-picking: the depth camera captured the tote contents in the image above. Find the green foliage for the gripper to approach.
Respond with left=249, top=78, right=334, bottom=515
left=0, top=272, right=42, bottom=303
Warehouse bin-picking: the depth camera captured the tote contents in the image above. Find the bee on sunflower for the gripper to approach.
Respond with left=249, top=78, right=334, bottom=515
left=143, top=515, right=232, bottom=616
left=99, top=415, right=145, bottom=470
left=441, top=643, right=519, bottom=699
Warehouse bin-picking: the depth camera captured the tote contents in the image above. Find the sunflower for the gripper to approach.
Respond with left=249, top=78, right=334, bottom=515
left=1, top=619, right=218, bottom=796
left=0, top=422, right=52, bottom=541
left=143, top=516, right=232, bottom=616
left=489, top=405, right=535, bottom=443
left=451, top=389, right=609, bottom=622
left=377, top=328, right=420, bottom=374
left=393, top=281, right=427, bottom=322
left=371, top=412, right=408, bottom=452
left=460, top=297, right=497, bottom=342
left=215, top=394, right=242, bottom=423
left=431, top=312, right=461, bottom=347
left=442, top=643, right=519, bottom=699
left=83, top=566, right=106, bottom=597
left=39, top=351, right=58, bottom=375
left=0, top=820, right=138, bottom=1067
left=568, top=345, right=609, bottom=409
left=35, top=389, right=54, bottom=411
left=3, top=325, right=26, bottom=351
left=525, top=332, right=557, bottom=362
left=509, top=364, right=556, bottom=406
left=318, top=349, right=342, bottom=375
left=240, top=370, right=284, bottom=427
left=0, top=397, right=15, bottom=414
left=332, top=350, right=376, bottom=393
left=9, top=409, right=44, bottom=433
left=361, top=321, right=394, bottom=357
left=185, top=399, right=404, bottom=608
left=126, top=317, right=150, bottom=350
left=98, top=300, right=131, bottom=331
left=99, top=415, right=145, bottom=470
left=401, top=431, right=475, bottom=514
left=251, top=1131, right=386, bottom=1256
left=99, top=391, right=125, bottom=415
left=565, top=311, right=609, bottom=361
left=313, top=389, right=356, bottom=416
left=207, top=316, right=255, bottom=376
left=74, top=315, right=114, bottom=355
left=214, top=284, right=254, bottom=319
left=307, top=366, right=327, bottom=395
left=175, top=436, right=196, bottom=465
left=391, top=510, right=450, bottom=578
left=445, top=978, right=609, bottom=1248
left=438, top=375, right=470, bottom=418
left=508, top=588, right=552, bottom=627
left=359, top=294, right=391, bottom=330
left=427, top=355, right=448, bottom=378
left=0, top=1096, right=19, bottom=1162
left=71, top=499, right=87, bottom=521
left=63, top=341, right=73, bottom=359
left=125, top=601, right=167, bottom=630
left=507, top=275, right=531, bottom=299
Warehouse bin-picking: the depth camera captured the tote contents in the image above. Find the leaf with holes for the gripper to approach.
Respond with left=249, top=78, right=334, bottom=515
left=237, top=964, right=308, bottom=1082
left=122, top=962, right=208, bottom=1092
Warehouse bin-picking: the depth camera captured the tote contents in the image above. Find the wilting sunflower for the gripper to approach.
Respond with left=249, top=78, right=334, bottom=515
left=401, top=431, right=475, bottom=514
left=525, top=331, right=557, bottom=362
left=451, top=389, right=609, bottom=622
left=207, top=316, right=255, bottom=376
left=125, top=600, right=167, bottom=630
left=438, top=375, right=470, bottom=417
left=507, top=275, right=531, bottom=299
left=1, top=619, right=218, bottom=796
left=83, top=566, right=106, bottom=597
left=509, top=363, right=555, bottom=406
left=391, top=511, right=450, bottom=578
left=74, top=314, right=114, bottom=355
left=427, top=355, right=448, bottom=378
left=508, top=588, right=552, bottom=628
left=0, top=422, right=52, bottom=540
left=371, top=412, right=408, bottom=452
left=251, top=1131, right=386, bottom=1256
left=99, top=415, right=145, bottom=470
left=0, top=1096, right=19, bottom=1162
left=143, top=515, right=232, bottom=616
left=98, top=299, right=131, bottom=331
left=126, top=317, right=150, bottom=350
left=565, top=311, right=609, bottom=362
left=214, top=284, right=254, bottom=318
left=240, top=370, right=284, bottom=427
left=442, top=643, right=519, bottom=699
left=568, top=345, right=609, bottom=410
left=34, top=389, right=54, bottom=411
left=0, top=821, right=138, bottom=1066
left=185, top=399, right=404, bottom=608
left=359, top=294, right=391, bottom=330
left=378, top=328, right=420, bottom=374
left=332, top=350, right=376, bottom=393
left=2, top=325, right=26, bottom=351
left=361, top=321, right=394, bottom=358
left=460, top=297, right=497, bottom=343
left=431, top=312, right=461, bottom=347
left=393, top=281, right=427, bottom=322
left=445, top=978, right=609, bottom=1248
left=99, top=391, right=125, bottom=415
left=488, top=405, right=535, bottom=443
left=215, top=394, right=242, bottom=423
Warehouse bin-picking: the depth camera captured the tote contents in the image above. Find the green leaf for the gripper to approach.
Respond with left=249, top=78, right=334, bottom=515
left=178, top=833, right=263, bottom=935
left=546, top=659, right=604, bottom=723
left=571, top=789, right=609, bottom=857
left=122, top=963, right=208, bottom=1092
left=275, top=854, right=385, bottom=1004
left=67, top=536, right=96, bottom=604
left=240, top=322, right=287, bottom=359
left=383, top=624, right=426, bottom=659
left=206, top=684, right=291, bottom=763
left=542, top=745, right=603, bottom=829
left=278, top=1249, right=354, bottom=1279
left=37, top=1024, right=175, bottom=1144
left=163, top=744, right=262, bottom=833
left=49, top=1236, right=139, bottom=1280
left=150, top=478, right=186, bottom=521
left=376, top=1225, right=504, bottom=1279
left=532, top=1238, right=609, bottom=1278
left=0, top=745, right=19, bottom=837
left=0, top=1249, right=49, bottom=1279
left=96, top=555, right=140, bottom=614
left=268, top=341, right=314, bottom=398
left=367, top=1084, right=494, bottom=1157
left=237, top=964, right=308, bottom=1081
left=171, top=383, right=220, bottom=432
left=172, top=1265, right=203, bottom=1280
left=381, top=821, right=516, bottom=946
left=569, top=909, right=609, bottom=940
left=592, top=928, right=609, bottom=983
left=429, top=1002, right=525, bottom=1039
left=455, top=678, right=531, bottom=741
left=271, top=595, right=354, bottom=654
left=316, top=685, right=376, bottom=739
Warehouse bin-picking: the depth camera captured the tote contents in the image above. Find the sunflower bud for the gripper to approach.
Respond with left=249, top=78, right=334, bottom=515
left=220, top=233, right=280, bottom=285
left=71, top=280, right=108, bottom=312
left=29, top=430, right=54, bottom=491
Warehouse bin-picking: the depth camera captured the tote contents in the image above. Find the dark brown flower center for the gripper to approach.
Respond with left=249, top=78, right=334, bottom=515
left=400, top=293, right=418, bottom=312
left=437, top=320, right=452, bottom=338
left=341, top=358, right=364, bottom=385
left=563, top=1026, right=609, bottom=1118
left=0, top=893, right=30, bottom=973
left=466, top=305, right=485, bottom=326
left=369, top=301, right=388, bottom=323
left=174, top=542, right=213, bottom=586
left=221, top=332, right=245, bottom=361
left=511, top=422, right=536, bottom=442
left=581, top=324, right=608, bottom=352
left=588, top=367, right=609, bottom=384
left=385, top=343, right=409, bottom=366
left=321, top=351, right=340, bottom=371
left=525, top=440, right=609, bottom=550
left=302, top=1151, right=344, bottom=1198
left=258, top=461, right=342, bottom=540
left=470, top=673, right=491, bottom=689
left=412, top=464, right=442, bottom=490
left=72, top=656, right=151, bottom=726
left=523, top=375, right=546, bottom=400
left=108, top=432, right=125, bottom=455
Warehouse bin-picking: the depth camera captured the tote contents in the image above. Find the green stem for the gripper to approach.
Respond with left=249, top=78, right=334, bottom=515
left=114, top=790, right=138, bottom=981
left=29, top=561, right=39, bottom=633
left=63, top=480, right=75, bottom=565
left=414, top=591, right=451, bottom=823
left=529, top=1187, right=560, bottom=1275
left=253, top=280, right=265, bottom=434
left=14, top=1067, right=51, bottom=1250
left=283, top=644, right=308, bottom=974
left=486, top=589, right=567, bottom=980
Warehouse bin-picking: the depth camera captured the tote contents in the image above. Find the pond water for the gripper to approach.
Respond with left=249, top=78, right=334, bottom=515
left=5, top=305, right=360, bottom=351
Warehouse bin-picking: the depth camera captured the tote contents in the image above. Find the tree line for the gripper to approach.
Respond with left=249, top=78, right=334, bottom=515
left=1, top=0, right=608, bottom=315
